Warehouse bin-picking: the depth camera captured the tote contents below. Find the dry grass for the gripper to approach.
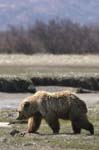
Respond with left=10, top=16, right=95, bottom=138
left=0, top=54, right=99, bottom=67
left=0, top=54, right=99, bottom=77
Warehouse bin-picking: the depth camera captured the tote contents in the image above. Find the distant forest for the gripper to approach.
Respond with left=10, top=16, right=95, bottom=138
left=0, top=19, right=99, bottom=54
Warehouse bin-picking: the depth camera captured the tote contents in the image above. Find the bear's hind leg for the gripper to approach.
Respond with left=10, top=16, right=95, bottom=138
left=28, top=113, right=42, bottom=133
left=80, top=117, right=94, bottom=135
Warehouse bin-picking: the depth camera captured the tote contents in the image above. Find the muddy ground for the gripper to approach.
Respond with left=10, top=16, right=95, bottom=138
left=0, top=86, right=99, bottom=150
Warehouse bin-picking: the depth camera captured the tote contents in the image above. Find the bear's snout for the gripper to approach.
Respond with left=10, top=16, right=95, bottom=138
left=16, top=111, right=24, bottom=120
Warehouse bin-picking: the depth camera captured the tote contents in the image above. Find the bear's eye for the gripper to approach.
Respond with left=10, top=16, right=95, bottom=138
left=24, top=102, right=30, bottom=109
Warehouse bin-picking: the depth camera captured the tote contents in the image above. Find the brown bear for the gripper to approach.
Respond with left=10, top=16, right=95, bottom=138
left=17, top=90, right=94, bottom=135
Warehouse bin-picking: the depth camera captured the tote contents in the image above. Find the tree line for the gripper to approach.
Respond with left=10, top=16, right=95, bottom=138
left=0, top=19, right=99, bottom=54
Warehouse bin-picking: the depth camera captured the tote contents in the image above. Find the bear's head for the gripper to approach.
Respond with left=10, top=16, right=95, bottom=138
left=16, top=97, right=38, bottom=120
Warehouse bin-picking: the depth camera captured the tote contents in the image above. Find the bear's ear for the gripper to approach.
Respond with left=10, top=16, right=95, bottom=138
left=24, top=101, right=30, bottom=109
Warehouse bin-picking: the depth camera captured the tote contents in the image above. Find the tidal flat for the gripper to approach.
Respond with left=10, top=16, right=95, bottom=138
left=0, top=54, right=99, bottom=149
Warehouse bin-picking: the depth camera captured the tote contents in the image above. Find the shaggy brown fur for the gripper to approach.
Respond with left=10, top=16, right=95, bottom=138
left=17, top=91, right=94, bottom=135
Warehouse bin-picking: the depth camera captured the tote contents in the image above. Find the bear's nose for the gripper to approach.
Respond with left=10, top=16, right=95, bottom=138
left=16, top=109, right=18, bottom=112
left=16, top=109, right=21, bottom=113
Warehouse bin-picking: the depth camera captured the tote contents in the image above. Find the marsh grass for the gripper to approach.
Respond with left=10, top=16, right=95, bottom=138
left=0, top=54, right=99, bottom=77
left=0, top=54, right=99, bottom=66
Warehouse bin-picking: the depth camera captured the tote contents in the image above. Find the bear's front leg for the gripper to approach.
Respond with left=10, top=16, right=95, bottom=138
left=71, top=121, right=81, bottom=134
left=45, top=113, right=60, bottom=134
left=28, top=113, right=42, bottom=133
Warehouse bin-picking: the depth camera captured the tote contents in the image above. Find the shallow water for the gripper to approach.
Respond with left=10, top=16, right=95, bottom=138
left=0, top=93, right=31, bottom=110
left=0, top=86, right=99, bottom=110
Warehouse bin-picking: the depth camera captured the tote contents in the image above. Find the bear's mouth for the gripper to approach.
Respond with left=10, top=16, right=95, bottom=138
left=16, top=112, right=28, bottom=120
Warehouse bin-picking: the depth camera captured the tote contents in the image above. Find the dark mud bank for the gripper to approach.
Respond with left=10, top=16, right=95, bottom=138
left=32, top=76, right=99, bottom=92
left=0, top=75, right=99, bottom=93
left=0, top=77, right=36, bottom=93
